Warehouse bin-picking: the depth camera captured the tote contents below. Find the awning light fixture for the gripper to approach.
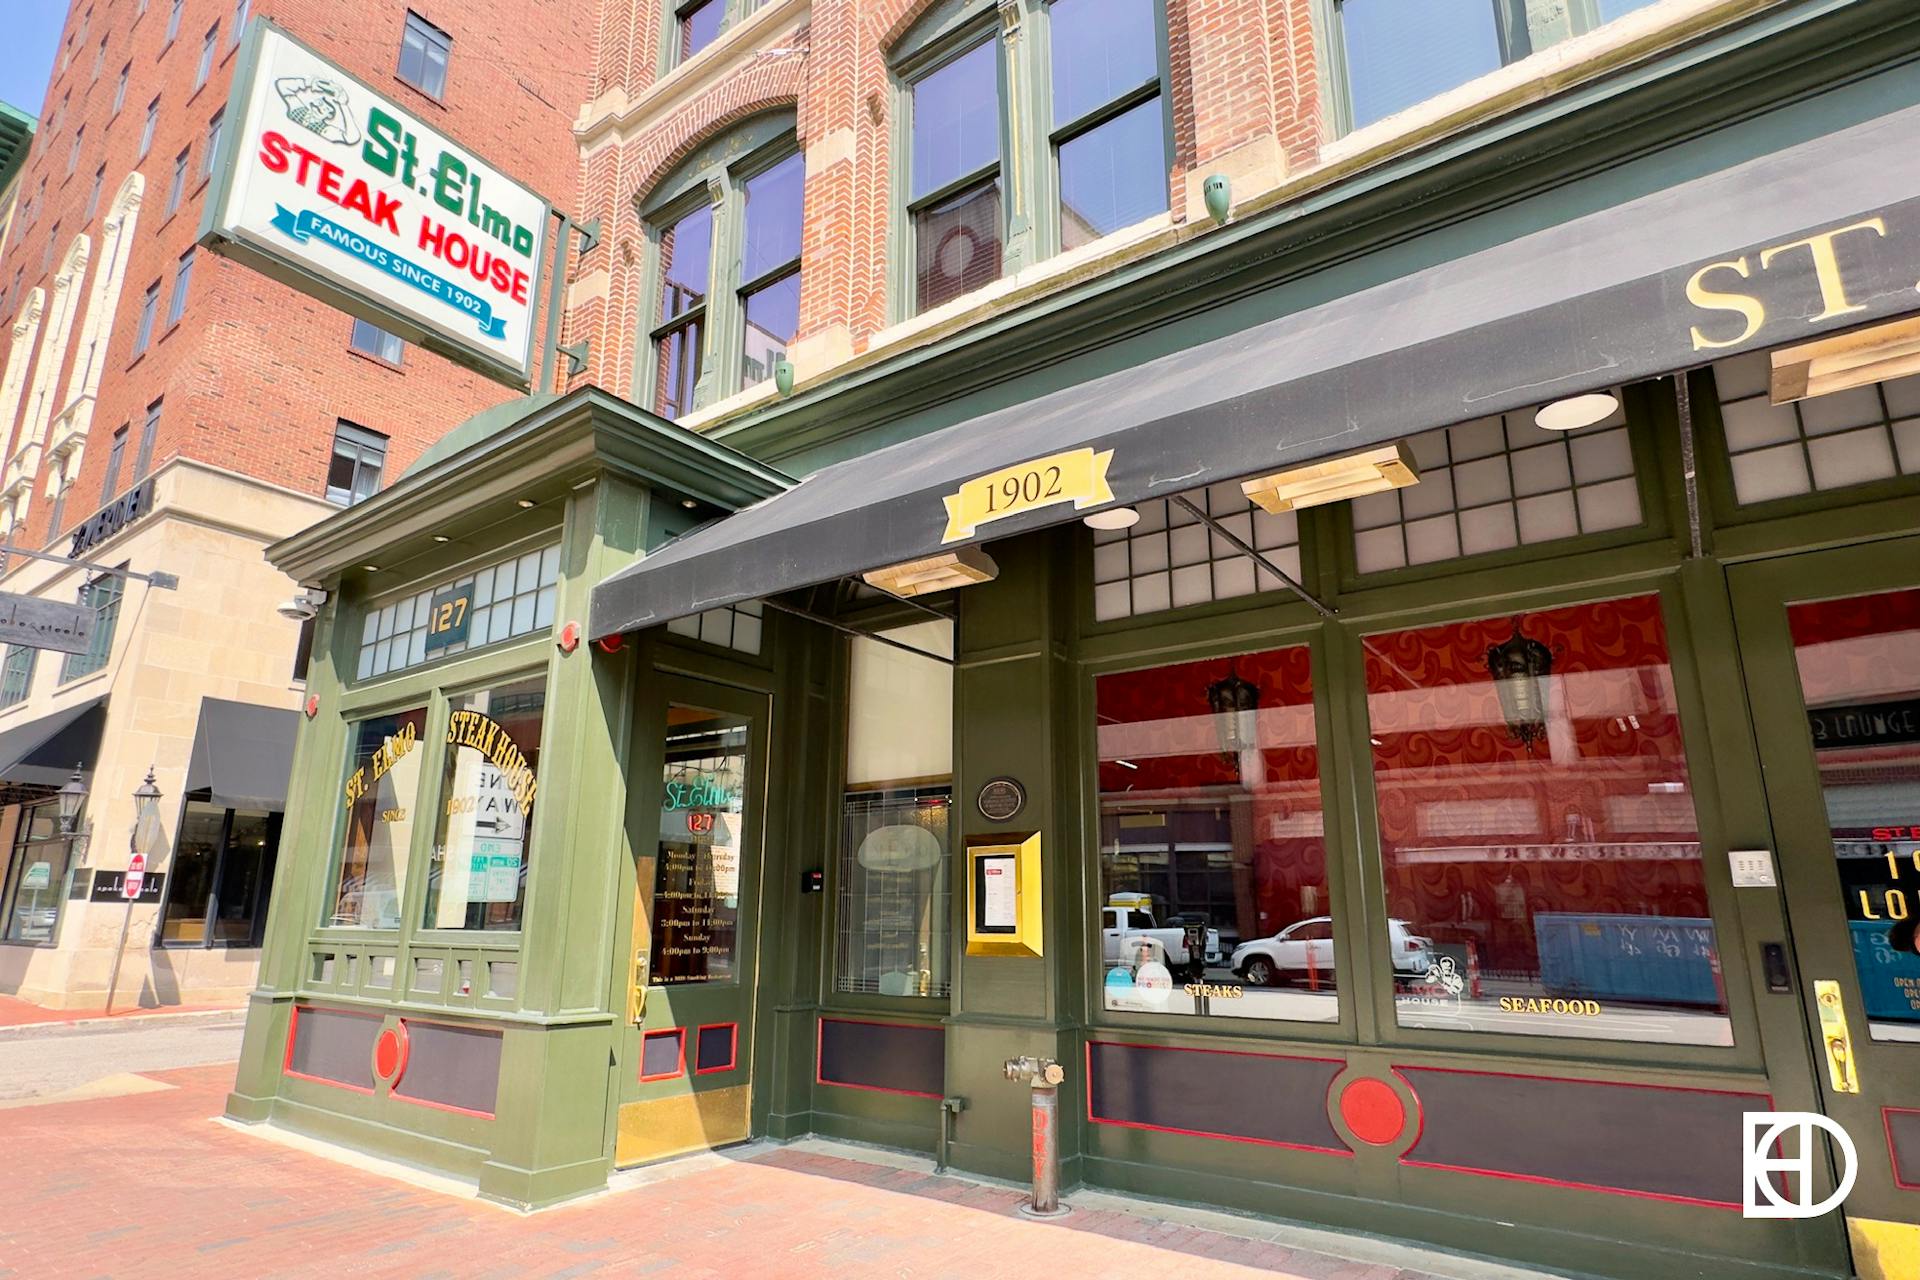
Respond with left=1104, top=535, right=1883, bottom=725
left=1534, top=392, right=1619, bottom=431
left=1769, top=316, right=1920, bottom=402
left=1083, top=506, right=1140, bottom=531
left=862, top=547, right=999, bottom=598
left=1241, top=442, right=1419, bottom=514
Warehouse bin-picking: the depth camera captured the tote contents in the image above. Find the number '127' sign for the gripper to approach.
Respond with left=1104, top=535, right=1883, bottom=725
left=424, top=584, right=473, bottom=653
left=941, top=447, right=1115, bottom=543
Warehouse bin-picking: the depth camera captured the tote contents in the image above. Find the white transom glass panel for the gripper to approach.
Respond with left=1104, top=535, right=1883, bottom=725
left=1351, top=394, right=1638, bottom=574
left=665, top=599, right=765, bottom=655
left=1714, top=352, right=1920, bottom=504
left=1091, top=481, right=1301, bottom=621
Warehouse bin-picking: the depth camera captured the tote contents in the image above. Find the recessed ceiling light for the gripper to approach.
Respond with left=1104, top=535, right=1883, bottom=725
left=516, top=498, right=536, bottom=509
left=431, top=534, right=450, bottom=543
left=361, top=564, right=380, bottom=572
left=1534, top=391, right=1619, bottom=431
left=1083, top=507, right=1140, bottom=531
left=681, top=499, right=698, bottom=509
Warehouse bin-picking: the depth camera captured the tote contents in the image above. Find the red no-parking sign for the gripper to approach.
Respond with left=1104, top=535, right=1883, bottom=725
left=122, top=853, right=145, bottom=901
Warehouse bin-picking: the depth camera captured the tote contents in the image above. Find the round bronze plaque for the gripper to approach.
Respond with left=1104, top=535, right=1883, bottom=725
left=977, top=776, right=1026, bottom=822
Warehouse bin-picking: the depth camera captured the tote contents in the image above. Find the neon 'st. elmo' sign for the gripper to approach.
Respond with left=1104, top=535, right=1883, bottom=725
left=201, top=20, right=548, bottom=385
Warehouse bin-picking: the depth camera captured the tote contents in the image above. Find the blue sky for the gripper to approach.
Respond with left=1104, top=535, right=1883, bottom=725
left=0, top=0, right=68, bottom=118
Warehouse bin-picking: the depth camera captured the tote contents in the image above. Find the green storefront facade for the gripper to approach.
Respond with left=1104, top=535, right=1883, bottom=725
left=229, top=5, right=1920, bottom=1277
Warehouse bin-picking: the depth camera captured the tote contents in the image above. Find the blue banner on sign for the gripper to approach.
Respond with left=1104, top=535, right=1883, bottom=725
left=270, top=204, right=507, bottom=339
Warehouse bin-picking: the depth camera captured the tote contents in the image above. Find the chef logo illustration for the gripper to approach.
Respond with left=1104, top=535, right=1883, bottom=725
left=274, top=75, right=361, bottom=146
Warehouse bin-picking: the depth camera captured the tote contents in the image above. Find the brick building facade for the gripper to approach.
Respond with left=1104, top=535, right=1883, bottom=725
left=0, top=0, right=586, bottom=1013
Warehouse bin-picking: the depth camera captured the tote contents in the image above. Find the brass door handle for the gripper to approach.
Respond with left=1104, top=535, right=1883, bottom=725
left=1813, top=979, right=1860, bottom=1094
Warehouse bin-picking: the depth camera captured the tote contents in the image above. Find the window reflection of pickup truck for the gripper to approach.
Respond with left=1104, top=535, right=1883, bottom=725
left=1101, top=906, right=1222, bottom=978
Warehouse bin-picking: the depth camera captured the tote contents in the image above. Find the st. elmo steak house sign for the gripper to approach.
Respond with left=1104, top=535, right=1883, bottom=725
left=201, top=22, right=548, bottom=385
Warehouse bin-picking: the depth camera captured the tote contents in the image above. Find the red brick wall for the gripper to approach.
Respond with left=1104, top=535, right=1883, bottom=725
left=0, top=0, right=590, bottom=558
left=566, top=0, right=1320, bottom=401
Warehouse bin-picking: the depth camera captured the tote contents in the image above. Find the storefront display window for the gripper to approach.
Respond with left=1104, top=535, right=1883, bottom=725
left=421, top=678, right=544, bottom=931
left=834, top=621, right=953, bottom=997
left=0, top=803, right=74, bottom=944
left=160, top=803, right=279, bottom=946
left=1095, top=645, right=1335, bottom=1022
left=327, top=708, right=427, bottom=929
left=1364, top=594, right=1732, bottom=1045
left=651, top=706, right=750, bottom=983
left=1786, top=587, right=1920, bottom=1041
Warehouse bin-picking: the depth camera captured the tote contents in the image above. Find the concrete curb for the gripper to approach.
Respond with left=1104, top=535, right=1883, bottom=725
left=0, top=1007, right=246, bottom=1041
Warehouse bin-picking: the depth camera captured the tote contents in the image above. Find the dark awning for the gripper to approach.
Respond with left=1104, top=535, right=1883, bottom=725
left=0, top=697, right=107, bottom=796
left=591, top=97, right=1920, bottom=638
left=185, top=698, right=300, bottom=812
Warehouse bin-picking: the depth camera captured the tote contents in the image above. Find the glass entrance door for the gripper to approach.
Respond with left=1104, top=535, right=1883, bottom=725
left=616, top=676, right=768, bottom=1167
left=1731, top=540, right=1920, bottom=1264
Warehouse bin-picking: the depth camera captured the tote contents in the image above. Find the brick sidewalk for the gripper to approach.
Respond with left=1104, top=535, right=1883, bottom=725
left=0, top=1063, right=1510, bottom=1279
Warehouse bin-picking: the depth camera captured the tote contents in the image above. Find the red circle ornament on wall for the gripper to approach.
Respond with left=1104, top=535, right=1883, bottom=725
left=557, top=621, right=581, bottom=653
left=1338, top=1077, right=1408, bottom=1146
left=373, top=1024, right=410, bottom=1085
left=304, top=694, right=320, bottom=719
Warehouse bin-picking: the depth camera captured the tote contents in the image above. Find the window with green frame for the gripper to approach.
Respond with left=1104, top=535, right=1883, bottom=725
left=661, top=0, right=764, bottom=72
left=892, top=0, right=1170, bottom=318
left=639, top=115, right=802, bottom=419
left=61, top=569, right=124, bottom=683
left=1325, top=0, right=1662, bottom=133
left=0, top=645, right=34, bottom=709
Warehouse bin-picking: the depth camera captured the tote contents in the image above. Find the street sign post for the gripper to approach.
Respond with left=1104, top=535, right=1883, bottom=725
left=0, top=591, right=94, bottom=655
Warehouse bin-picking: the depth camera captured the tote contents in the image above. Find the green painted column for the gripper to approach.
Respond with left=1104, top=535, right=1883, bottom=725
left=227, top=591, right=349, bottom=1123
left=946, top=528, right=1084, bottom=1185
left=476, top=473, right=650, bottom=1208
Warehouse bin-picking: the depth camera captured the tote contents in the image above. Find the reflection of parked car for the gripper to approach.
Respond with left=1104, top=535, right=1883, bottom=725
left=1101, top=906, right=1221, bottom=978
left=1232, top=917, right=1433, bottom=986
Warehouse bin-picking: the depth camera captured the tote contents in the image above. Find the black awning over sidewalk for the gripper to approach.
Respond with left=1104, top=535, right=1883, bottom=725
left=592, top=97, right=1920, bottom=639
left=0, top=697, right=107, bottom=802
left=185, top=698, right=300, bottom=812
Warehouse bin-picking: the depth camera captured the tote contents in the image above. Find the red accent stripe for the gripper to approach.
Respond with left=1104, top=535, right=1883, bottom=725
left=1885, top=1107, right=1920, bottom=1192
left=695, top=1022, right=739, bottom=1076
left=1399, top=1159, right=1744, bottom=1211
left=640, top=1027, right=687, bottom=1082
left=1085, top=1038, right=1350, bottom=1157
left=815, top=1016, right=943, bottom=1099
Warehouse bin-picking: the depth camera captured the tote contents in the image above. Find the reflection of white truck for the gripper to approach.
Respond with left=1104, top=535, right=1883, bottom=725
left=1101, top=904, right=1222, bottom=978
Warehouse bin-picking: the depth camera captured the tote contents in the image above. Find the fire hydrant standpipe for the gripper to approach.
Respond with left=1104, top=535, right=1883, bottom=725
left=1003, top=1056, right=1070, bottom=1218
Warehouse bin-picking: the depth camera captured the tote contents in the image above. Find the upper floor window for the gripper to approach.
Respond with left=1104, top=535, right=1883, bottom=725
left=132, top=281, right=159, bottom=357
left=101, top=425, right=126, bottom=501
left=1330, top=0, right=1662, bottom=133
left=894, top=0, right=1170, bottom=317
left=135, top=400, right=161, bottom=480
left=85, top=165, right=104, bottom=221
left=0, top=646, right=35, bottom=710
left=61, top=570, right=125, bottom=683
left=232, top=0, right=249, bottom=44
left=203, top=111, right=224, bottom=178
left=677, top=0, right=724, bottom=62
left=1049, top=0, right=1167, bottom=250
left=139, top=98, right=159, bottom=159
left=640, top=114, right=801, bottom=418
left=196, top=24, right=219, bottom=89
left=165, top=0, right=184, bottom=45
left=349, top=318, right=405, bottom=364
left=907, top=39, right=1001, bottom=314
left=327, top=421, right=387, bottom=505
left=112, top=63, right=129, bottom=115
left=397, top=11, right=451, bottom=100
left=67, top=126, right=84, bottom=175
left=166, top=249, right=195, bottom=327
left=166, top=148, right=190, bottom=217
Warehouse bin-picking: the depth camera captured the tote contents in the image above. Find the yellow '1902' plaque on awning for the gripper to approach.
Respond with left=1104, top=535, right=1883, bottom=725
left=942, top=448, right=1115, bottom=543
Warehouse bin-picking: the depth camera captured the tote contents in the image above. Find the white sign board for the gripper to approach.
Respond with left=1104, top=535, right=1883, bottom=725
left=203, top=21, right=549, bottom=385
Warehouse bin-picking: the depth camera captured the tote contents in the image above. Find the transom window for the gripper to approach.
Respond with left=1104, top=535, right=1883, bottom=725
left=1330, top=0, right=1662, bottom=133
left=641, top=116, right=802, bottom=419
left=1092, top=483, right=1301, bottom=622
left=665, top=600, right=765, bottom=655
left=1711, top=353, right=1920, bottom=506
left=356, top=544, right=561, bottom=680
left=1351, top=395, right=1640, bottom=574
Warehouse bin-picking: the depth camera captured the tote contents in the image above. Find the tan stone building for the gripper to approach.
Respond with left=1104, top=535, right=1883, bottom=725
left=0, top=459, right=328, bottom=1009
